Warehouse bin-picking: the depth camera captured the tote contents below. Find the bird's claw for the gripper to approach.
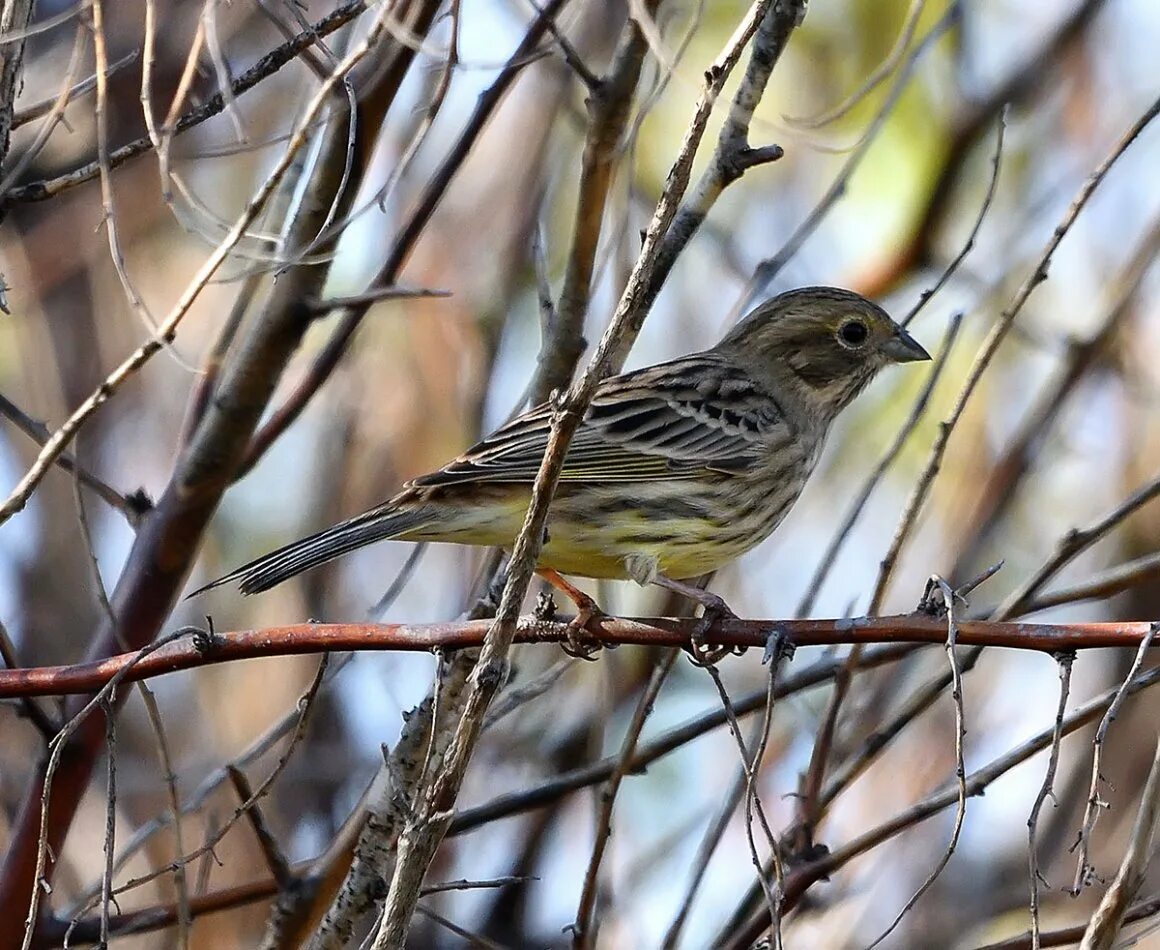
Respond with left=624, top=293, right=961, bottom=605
left=687, top=597, right=735, bottom=667
left=559, top=601, right=604, bottom=661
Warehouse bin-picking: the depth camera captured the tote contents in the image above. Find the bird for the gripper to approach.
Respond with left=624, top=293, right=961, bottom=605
left=194, top=286, right=929, bottom=636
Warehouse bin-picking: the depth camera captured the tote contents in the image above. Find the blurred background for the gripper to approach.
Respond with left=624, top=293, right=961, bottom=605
left=1, top=0, right=1160, bottom=946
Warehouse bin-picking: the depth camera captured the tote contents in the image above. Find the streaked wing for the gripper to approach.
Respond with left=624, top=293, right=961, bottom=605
left=410, top=353, right=792, bottom=487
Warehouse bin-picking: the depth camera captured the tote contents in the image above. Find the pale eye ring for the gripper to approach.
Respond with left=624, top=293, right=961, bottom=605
left=838, top=319, right=869, bottom=347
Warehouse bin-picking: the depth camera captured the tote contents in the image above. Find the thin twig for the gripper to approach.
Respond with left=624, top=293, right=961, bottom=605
left=874, top=93, right=1160, bottom=616
left=953, top=212, right=1160, bottom=576
left=998, top=475, right=1160, bottom=620
left=98, top=698, right=117, bottom=948
left=899, top=107, right=1007, bottom=328
left=867, top=577, right=969, bottom=948
left=2, top=1, right=372, bottom=209
left=20, top=628, right=193, bottom=950
left=67, top=657, right=330, bottom=922
left=0, top=8, right=398, bottom=526
left=1072, top=623, right=1159, bottom=895
left=227, top=766, right=294, bottom=889
left=970, top=898, right=1160, bottom=950
left=1079, top=736, right=1160, bottom=950
left=731, top=3, right=957, bottom=315
left=1019, top=551, right=1160, bottom=615
left=783, top=0, right=927, bottom=129
left=723, top=653, right=1160, bottom=948
left=659, top=712, right=770, bottom=950
left=703, top=657, right=784, bottom=948
left=571, top=652, right=676, bottom=948
left=0, top=393, right=149, bottom=524
left=1028, top=651, right=1075, bottom=950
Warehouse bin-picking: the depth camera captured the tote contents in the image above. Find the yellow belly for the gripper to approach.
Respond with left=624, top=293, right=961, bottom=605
left=399, top=481, right=775, bottom=582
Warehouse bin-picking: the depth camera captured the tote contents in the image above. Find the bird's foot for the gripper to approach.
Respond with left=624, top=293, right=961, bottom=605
left=537, top=568, right=604, bottom=660
left=560, top=595, right=605, bottom=660
left=689, top=594, right=736, bottom=667
left=649, top=574, right=736, bottom=666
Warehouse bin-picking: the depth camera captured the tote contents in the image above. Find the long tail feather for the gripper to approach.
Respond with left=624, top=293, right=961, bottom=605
left=190, top=505, right=432, bottom=597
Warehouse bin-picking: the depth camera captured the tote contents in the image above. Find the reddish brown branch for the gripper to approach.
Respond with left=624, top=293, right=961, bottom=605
left=0, top=616, right=1155, bottom=700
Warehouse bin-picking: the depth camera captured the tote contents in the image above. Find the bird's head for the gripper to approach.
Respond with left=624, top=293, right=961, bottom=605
left=719, top=286, right=930, bottom=423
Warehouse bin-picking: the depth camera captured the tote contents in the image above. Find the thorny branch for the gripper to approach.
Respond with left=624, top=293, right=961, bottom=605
left=3, top=615, right=1160, bottom=701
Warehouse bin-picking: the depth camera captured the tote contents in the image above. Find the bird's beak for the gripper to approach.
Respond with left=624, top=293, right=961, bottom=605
left=881, top=327, right=931, bottom=363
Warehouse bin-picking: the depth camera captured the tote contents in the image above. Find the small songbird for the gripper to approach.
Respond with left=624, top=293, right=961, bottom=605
left=196, top=287, right=929, bottom=622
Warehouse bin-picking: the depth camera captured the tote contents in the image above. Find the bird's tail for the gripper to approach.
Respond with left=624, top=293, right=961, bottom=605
left=190, top=504, right=433, bottom=597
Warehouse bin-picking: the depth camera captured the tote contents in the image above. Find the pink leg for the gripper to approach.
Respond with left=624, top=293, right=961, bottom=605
left=537, top=568, right=604, bottom=658
left=649, top=574, right=736, bottom=665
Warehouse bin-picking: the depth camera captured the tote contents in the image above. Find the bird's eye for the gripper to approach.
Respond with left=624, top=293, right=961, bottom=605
left=838, top=319, right=869, bottom=347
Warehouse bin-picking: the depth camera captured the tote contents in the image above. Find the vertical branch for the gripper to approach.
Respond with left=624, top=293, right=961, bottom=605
left=1027, top=651, right=1075, bottom=950
left=369, top=5, right=806, bottom=946
left=571, top=653, right=677, bottom=948
left=1079, top=736, right=1160, bottom=950
left=531, top=5, right=658, bottom=404
left=1072, top=624, right=1159, bottom=894
left=642, top=0, right=801, bottom=341
left=0, top=0, right=36, bottom=182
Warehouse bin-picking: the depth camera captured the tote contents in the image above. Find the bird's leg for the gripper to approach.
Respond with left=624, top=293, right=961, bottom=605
left=536, top=568, right=604, bottom=659
left=649, top=574, right=735, bottom=665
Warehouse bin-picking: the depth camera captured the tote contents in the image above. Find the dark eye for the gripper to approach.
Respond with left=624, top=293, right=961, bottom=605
left=838, top=320, right=869, bottom=347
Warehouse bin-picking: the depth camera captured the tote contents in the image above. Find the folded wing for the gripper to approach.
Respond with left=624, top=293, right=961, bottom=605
left=411, top=353, right=792, bottom=487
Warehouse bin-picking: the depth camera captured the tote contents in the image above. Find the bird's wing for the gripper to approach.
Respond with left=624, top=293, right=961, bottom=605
left=410, top=353, right=795, bottom=487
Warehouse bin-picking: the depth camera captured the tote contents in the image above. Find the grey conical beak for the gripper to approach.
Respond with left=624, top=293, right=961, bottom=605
left=881, top=326, right=931, bottom=363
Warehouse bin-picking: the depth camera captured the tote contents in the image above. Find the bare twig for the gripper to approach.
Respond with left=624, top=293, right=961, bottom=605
left=0, top=10, right=399, bottom=526
left=0, top=393, right=149, bottom=524
left=867, top=577, right=969, bottom=948
left=732, top=3, right=957, bottom=314
left=1019, top=551, right=1160, bottom=615
left=1071, top=623, right=1159, bottom=895
left=724, top=652, right=1160, bottom=948
left=98, top=699, right=117, bottom=948
left=999, top=476, right=1160, bottom=620
left=571, top=652, right=676, bottom=948
left=783, top=0, right=927, bottom=129
left=970, top=898, right=1160, bottom=950
left=869, top=0, right=1111, bottom=295
left=659, top=712, right=770, bottom=950
left=66, top=656, right=329, bottom=929
left=1079, top=736, right=1160, bottom=950
left=1027, top=651, right=1075, bottom=950
left=899, top=108, right=1007, bottom=328
left=482, top=657, right=577, bottom=730
left=953, top=212, right=1160, bottom=577
left=874, top=93, right=1160, bottom=616
left=19, top=628, right=192, bottom=950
